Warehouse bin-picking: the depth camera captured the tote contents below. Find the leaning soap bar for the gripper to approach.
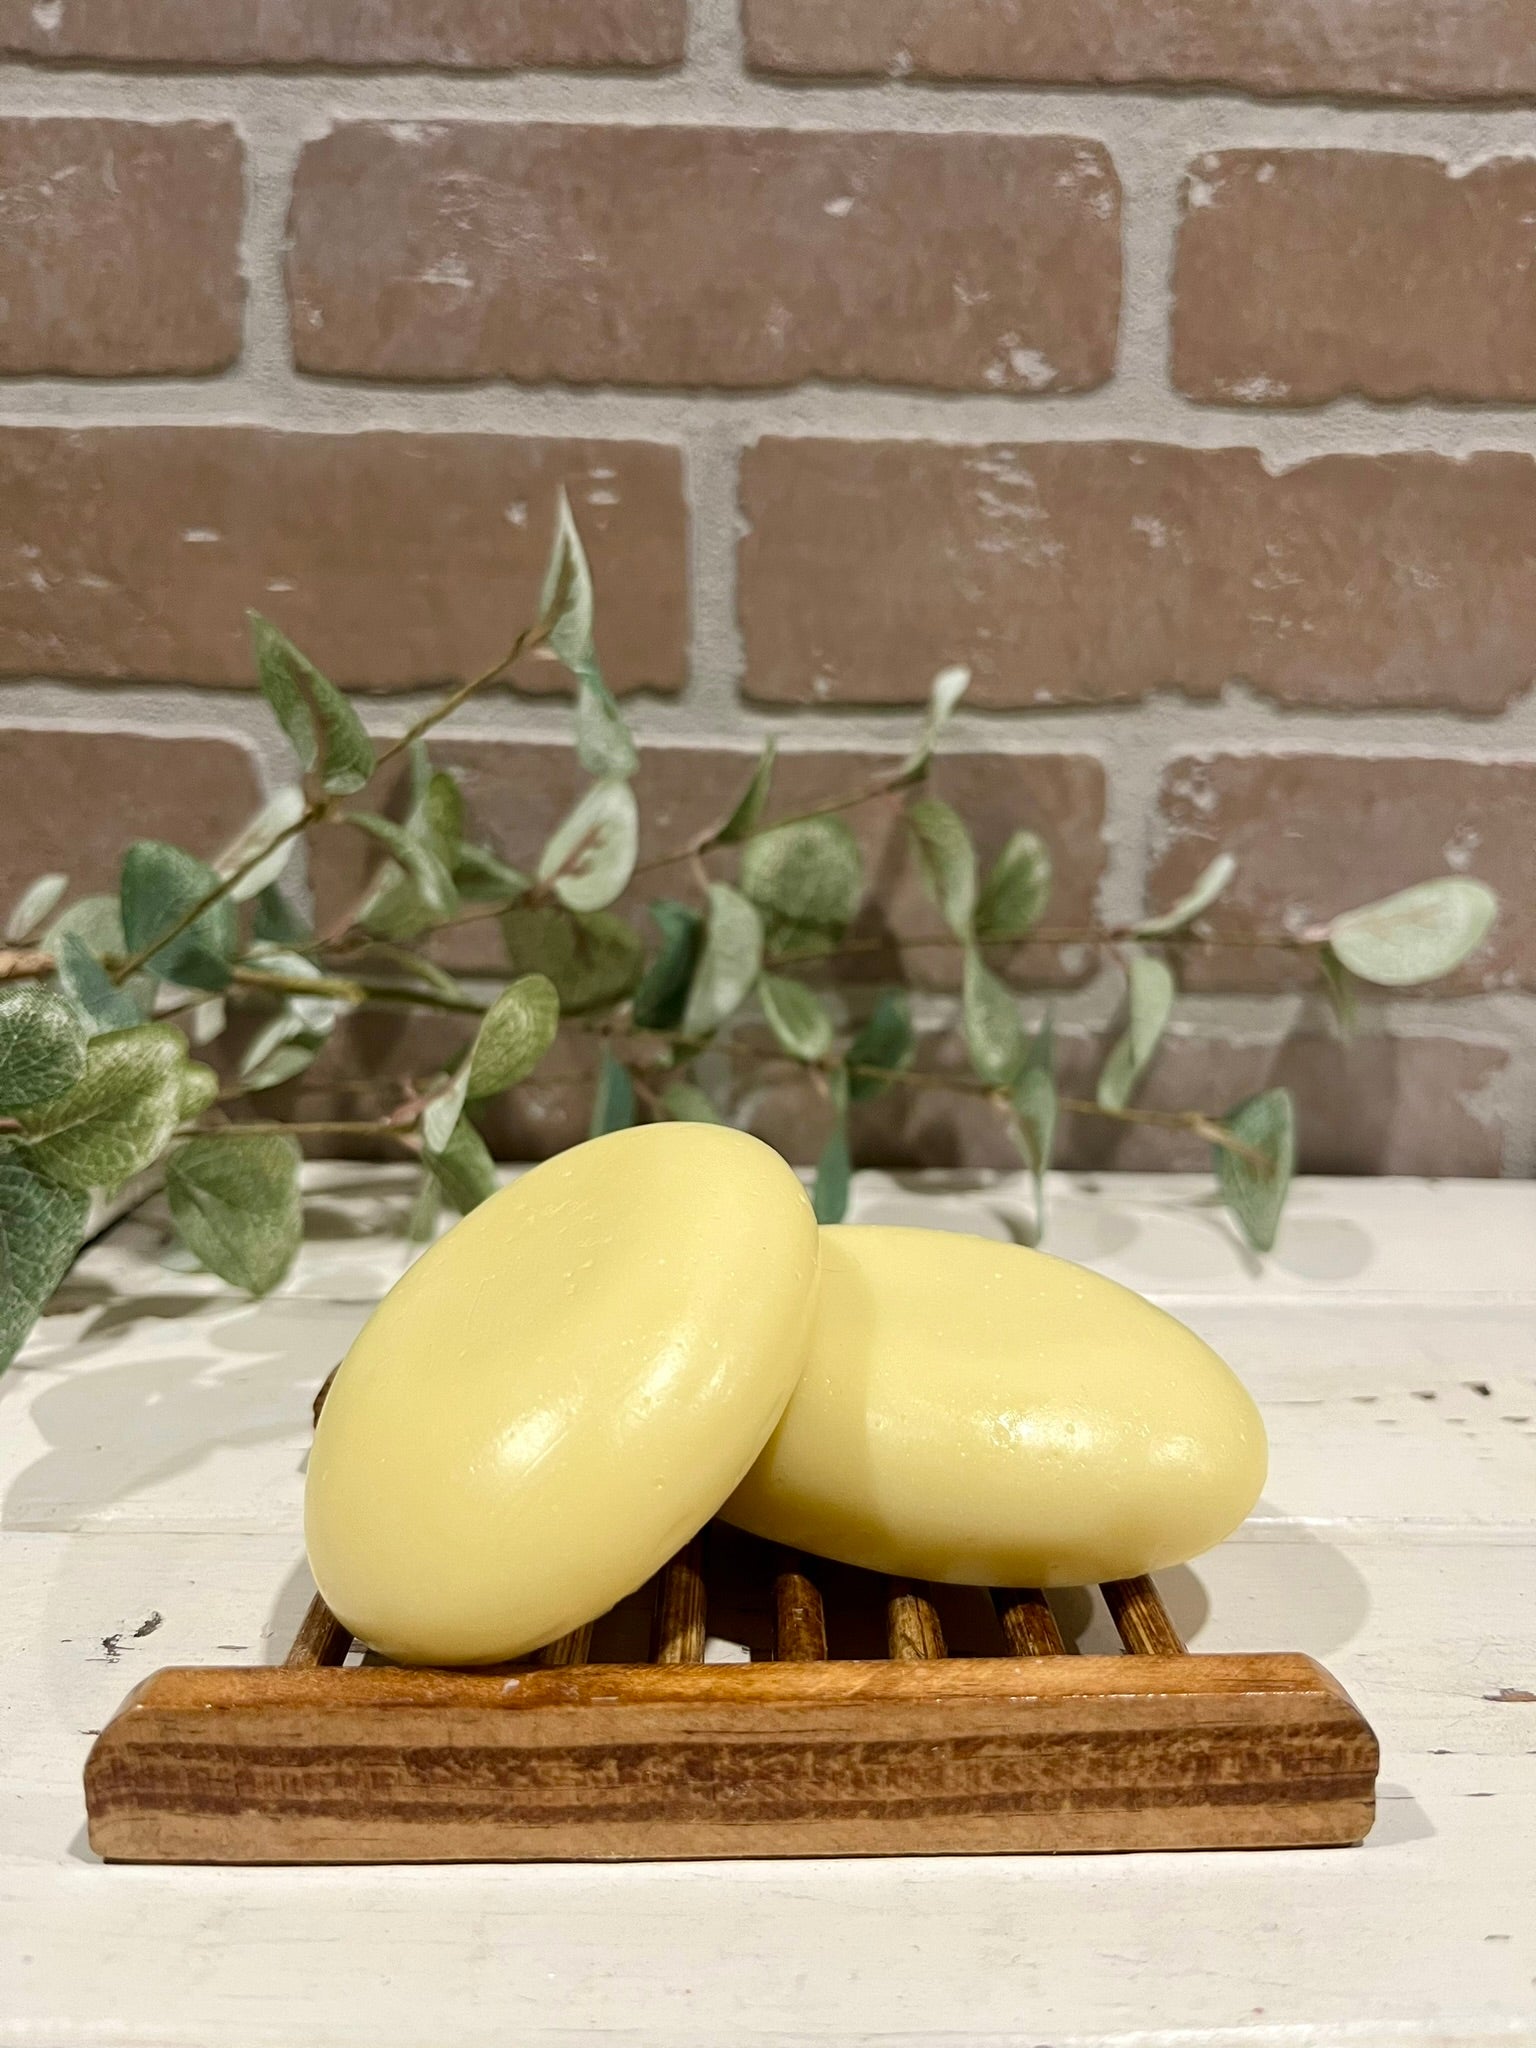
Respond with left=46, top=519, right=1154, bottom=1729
left=306, top=1124, right=819, bottom=1664
left=724, top=1225, right=1266, bottom=1586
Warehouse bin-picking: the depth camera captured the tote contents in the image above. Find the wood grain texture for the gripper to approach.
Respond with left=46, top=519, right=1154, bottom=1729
left=773, top=1558, right=828, bottom=1661
left=285, top=1594, right=352, bottom=1670
left=651, top=1539, right=706, bottom=1664
left=886, top=1581, right=947, bottom=1660
left=84, top=1654, right=1377, bottom=1863
left=1104, top=1576, right=1187, bottom=1655
left=994, top=1587, right=1067, bottom=1657
left=539, top=1624, right=594, bottom=1669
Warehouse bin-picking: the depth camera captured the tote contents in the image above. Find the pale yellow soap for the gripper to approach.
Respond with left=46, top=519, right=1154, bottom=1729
left=306, top=1124, right=819, bottom=1664
left=724, top=1225, right=1266, bottom=1586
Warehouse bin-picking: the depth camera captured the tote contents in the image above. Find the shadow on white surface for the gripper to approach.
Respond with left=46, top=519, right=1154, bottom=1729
left=2, top=1299, right=358, bottom=1531
left=1370, top=1782, right=1438, bottom=1846
left=266, top=1553, right=325, bottom=1662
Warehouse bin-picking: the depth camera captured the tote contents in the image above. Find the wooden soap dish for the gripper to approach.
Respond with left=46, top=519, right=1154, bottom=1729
left=84, top=1532, right=1378, bottom=1863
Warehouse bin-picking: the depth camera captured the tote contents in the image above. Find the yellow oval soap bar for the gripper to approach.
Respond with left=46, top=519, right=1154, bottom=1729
left=724, top=1225, right=1266, bottom=1585
left=306, top=1124, right=819, bottom=1664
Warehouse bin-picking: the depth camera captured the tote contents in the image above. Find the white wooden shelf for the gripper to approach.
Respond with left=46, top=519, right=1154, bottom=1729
left=3, top=1168, right=1533, bottom=2047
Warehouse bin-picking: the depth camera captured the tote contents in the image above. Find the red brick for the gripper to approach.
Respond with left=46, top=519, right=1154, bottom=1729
left=0, top=729, right=261, bottom=909
left=739, top=439, right=1536, bottom=713
left=1149, top=756, right=1533, bottom=993
left=311, top=740, right=1106, bottom=989
left=0, top=0, right=684, bottom=67
left=0, top=120, right=241, bottom=375
left=287, top=125, right=1120, bottom=393
left=0, top=430, right=686, bottom=693
left=743, top=0, right=1536, bottom=100
left=1174, top=151, right=1536, bottom=405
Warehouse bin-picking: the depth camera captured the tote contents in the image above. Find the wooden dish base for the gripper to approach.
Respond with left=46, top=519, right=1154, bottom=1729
left=85, top=1531, right=1378, bottom=1863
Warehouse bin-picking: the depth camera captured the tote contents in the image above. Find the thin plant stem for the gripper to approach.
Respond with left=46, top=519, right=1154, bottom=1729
left=230, top=964, right=488, bottom=1017
left=768, top=925, right=1321, bottom=972
left=627, top=772, right=901, bottom=885
left=374, top=618, right=554, bottom=771
left=184, top=1117, right=418, bottom=1140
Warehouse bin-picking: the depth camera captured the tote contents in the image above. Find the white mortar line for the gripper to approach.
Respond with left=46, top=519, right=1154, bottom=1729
left=0, top=6, right=1531, bottom=1165
left=7, top=677, right=1536, bottom=749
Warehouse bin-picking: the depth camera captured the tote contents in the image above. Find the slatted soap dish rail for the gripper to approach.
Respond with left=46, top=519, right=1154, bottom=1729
left=85, top=1510, right=1378, bottom=1862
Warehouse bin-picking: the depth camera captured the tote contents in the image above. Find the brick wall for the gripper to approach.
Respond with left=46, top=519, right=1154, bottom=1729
left=0, top=0, right=1532, bottom=1176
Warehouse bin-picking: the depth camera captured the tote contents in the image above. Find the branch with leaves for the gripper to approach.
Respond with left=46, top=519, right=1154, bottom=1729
left=0, top=493, right=1500, bottom=1370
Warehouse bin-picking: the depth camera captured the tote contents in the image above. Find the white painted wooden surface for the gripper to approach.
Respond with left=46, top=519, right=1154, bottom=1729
left=2, top=1168, right=1533, bottom=2048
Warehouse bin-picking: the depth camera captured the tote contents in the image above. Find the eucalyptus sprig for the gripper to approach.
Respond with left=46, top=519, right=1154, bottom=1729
left=0, top=492, right=1500, bottom=1368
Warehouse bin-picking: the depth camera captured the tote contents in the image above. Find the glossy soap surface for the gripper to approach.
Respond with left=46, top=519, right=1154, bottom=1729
left=724, top=1225, right=1267, bottom=1585
left=306, top=1124, right=819, bottom=1664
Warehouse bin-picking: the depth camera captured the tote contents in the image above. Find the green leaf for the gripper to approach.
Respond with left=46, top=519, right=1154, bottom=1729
left=538, top=487, right=597, bottom=673
left=454, top=843, right=530, bottom=905
left=1009, top=1024, right=1057, bottom=1227
left=44, top=892, right=124, bottom=959
left=662, top=1081, right=722, bottom=1124
left=812, top=1113, right=851, bottom=1224
left=0, top=985, right=87, bottom=1111
left=1319, top=945, right=1358, bottom=1038
left=907, top=798, right=976, bottom=938
left=715, top=742, right=778, bottom=845
left=176, top=1061, right=219, bottom=1121
left=962, top=945, right=1027, bottom=1085
left=406, top=1174, right=443, bottom=1244
left=739, top=817, right=862, bottom=950
left=682, top=883, right=764, bottom=1036
left=214, top=785, right=306, bottom=902
left=5, top=873, right=67, bottom=944
left=759, top=975, right=833, bottom=1062
left=120, top=842, right=238, bottom=992
left=15, top=1024, right=187, bottom=1192
left=502, top=905, right=642, bottom=1014
left=252, top=883, right=312, bottom=948
left=632, top=902, right=703, bottom=1032
left=538, top=779, right=638, bottom=914
left=55, top=933, right=141, bottom=1035
left=1213, top=1088, right=1295, bottom=1255
left=589, top=1049, right=636, bottom=1137
left=847, top=991, right=914, bottom=1102
left=45, top=896, right=146, bottom=1034
left=1134, top=851, right=1236, bottom=938
left=975, top=831, right=1052, bottom=943
left=358, top=770, right=467, bottom=941
left=250, top=613, right=374, bottom=796
left=250, top=613, right=317, bottom=771
left=575, top=666, right=639, bottom=782
left=345, top=813, right=457, bottom=920
left=425, top=1115, right=497, bottom=1215
left=467, top=975, right=559, bottom=1098
left=406, top=737, right=434, bottom=813
left=418, top=770, right=465, bottom=864
left=166, top=1135, right=303, bottom=1295
left=1328, top=878, right=1497, bottom=987
left=0, top=1155, right=89, bottom=1370
left=189, top=998, right=226, bottom=1047
left=1097, top=950, right=1176, bottom=1111
left=239, top=1030, right=327, bottom=1094
left=420, top=1067, right=471, bottom=1157
left=895, top=665, right=971, bottom=785
left=350, top=810, right=458, bottom=937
